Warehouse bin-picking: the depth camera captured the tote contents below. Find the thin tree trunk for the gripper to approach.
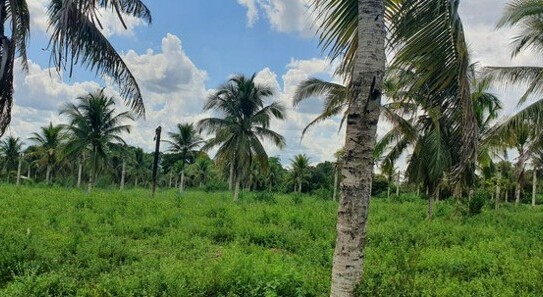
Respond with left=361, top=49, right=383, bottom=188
left=179, top=171, right=185, bottom=192
left=333, top=167, right=339, bottom=201
left=228, top=162, right=234, bottom=191
left=532, top=169, right=537, bottom=207
left=396, top=171, right=400, bottom=196
left=46, top=164, right=51, bottom=185
left=135, top=177, right=138, bottom=187
left=169, top=171, right=173, bottom=188
left=468, top=188, right=474, bottom=203
left=436, top=186, right=440, bottom=202
left=233, top=174, right=240, bottom=201
left=330, top=0, right=385, bottom=295
left=495, top=168, right=501, bottom=210
left=175, top=176, right=178, bottom=189
left=77, top=159, right=83, bottom=188
left=16, top=155, right=22, bottom=186
left=515, top=182, right=521, bottom=205
left=387, top=182, right=390, bottom=199
left=87, top=174, right=93, bottom=192
left=120, top=159, right=126, bottom=190
left=428, top=191, right=434, bottom=220
left=27, top=166, right=30, bottom=181
left=416, top=185, right=420, bottom=197
left=298, top=182, right=302, bottom=193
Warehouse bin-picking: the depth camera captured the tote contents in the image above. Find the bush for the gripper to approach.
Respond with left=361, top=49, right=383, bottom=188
left=204, top=180, right=228, bottom=192
left=251, top=191, right=277, bottom=204
left=313, top=188, right=333, bottom=201
left=468, top=190, right=489, bottom=216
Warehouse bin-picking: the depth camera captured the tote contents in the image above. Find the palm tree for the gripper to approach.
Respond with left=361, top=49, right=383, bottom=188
left=198, top=74, right=286, bottom=201
left=27, top=122, right=65, bottom=184
left=313, top=0, right=385, bottom=294
left=290, top=154, right=311, bottom=193
left=61, top=90, right=133, bottom=191
left=0, top=136, right=23, bottom=182
left=486, top=0, right=543, bottom=105
left=0, top=0, right=151, bottom=136
left=332, top=149, right=345, bottom=201
left=129, top=147, right=150, bottom=187
left=315, top=0, right=481, bottom=293
left=164, top=123, right=205, bottom=193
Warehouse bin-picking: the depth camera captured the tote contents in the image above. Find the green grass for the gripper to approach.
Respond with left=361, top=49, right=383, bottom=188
left=0, top=185, right=542, bottom=296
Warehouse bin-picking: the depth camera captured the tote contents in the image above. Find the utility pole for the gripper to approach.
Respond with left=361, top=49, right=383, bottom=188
left=152, top=126, right=162, bottom=197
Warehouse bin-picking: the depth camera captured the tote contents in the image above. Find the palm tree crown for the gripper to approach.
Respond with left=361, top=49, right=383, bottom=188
left=198, top=74, right=286, bottom=200
left=61, top=89, right=133, bottom=190
left=28, top=122, right=66, bottom=184
left=0, top=0, right=151, bottom=136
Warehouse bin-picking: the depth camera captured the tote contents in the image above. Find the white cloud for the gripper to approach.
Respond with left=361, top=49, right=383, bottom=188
left=237, top=0, right=316, bottom=37
left=237, top=0, right=260, bottom=27
left=9, top=34, right=211, bottom=153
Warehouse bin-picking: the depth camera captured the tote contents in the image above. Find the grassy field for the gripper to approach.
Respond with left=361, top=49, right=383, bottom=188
left=0, top=186, right=542, bottom=296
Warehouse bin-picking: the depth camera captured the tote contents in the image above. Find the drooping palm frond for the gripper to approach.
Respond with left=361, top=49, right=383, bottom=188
left=388, top=0, right=478, bottom=185
left=47, top=0, right=151, bottom=117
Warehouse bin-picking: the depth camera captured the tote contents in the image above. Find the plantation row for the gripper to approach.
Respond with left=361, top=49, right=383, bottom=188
left=0, top=186, right=542, bottom=296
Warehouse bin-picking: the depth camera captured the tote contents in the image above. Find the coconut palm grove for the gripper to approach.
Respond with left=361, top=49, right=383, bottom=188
left=1, top=0, right=543, bottom=296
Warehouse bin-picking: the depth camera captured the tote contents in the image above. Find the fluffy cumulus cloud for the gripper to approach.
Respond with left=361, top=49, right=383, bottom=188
left=251, top=59, right=346, bottom=165
left=237, top=0, right=316, bottom=37
left=9, top=34, right=210, bottom=152
left=119, top=33, right=211, bottom=151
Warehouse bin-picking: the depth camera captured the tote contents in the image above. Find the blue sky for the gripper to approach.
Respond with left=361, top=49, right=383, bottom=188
left=9, top=0, right=540, bottom=167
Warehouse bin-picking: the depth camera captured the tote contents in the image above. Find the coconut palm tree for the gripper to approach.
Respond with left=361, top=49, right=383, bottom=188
left=164, top=123, right=205, bottom=193
left=27, top=122, right=65, bottom=184
left=129, top=147, right=150, bottom=187
left=486, top=0, right=543, bottom=105
left=198, top=74, right=286, bottom=201
left=0, top=0, right=151, bottom=136
left=0, top=136, right=23, bottom=182
left=315, top=0, right=482, bottom=293
left=290, top=154, right=311, bottom=193
left=61, top=89, right=133, bottom=191
left=313, top=0, right=385, bottom=294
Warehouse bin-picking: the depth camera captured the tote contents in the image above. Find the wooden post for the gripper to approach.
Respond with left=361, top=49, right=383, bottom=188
left=152, top=126, right=162, bottom=197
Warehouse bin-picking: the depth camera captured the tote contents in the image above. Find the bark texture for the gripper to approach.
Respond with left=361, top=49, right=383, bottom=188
left=532, top=169, right=537, bottom=207
left=329, top=0, right=385, bottom=295
left=120, top=159, right=126, bottom=190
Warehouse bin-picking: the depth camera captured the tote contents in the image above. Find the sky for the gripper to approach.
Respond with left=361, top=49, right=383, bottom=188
left=7, top=0, right=540, bottom=166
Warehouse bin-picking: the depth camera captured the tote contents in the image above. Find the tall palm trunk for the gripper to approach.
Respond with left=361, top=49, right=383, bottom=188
left=396, top=172, right=400, bottom=196
left=428, top=190, right=435, bottom=220
left=532, top=169, right=537, bottom=207
left=135, top=177, right=138, bottom=187
left=87, top=175, right=93, bottom=192
left=16, top=155, right=22, bottom=186
left=330, top=0, right=385, bottom=295
left=515, top=182, right=521, bottom=205
left=495, top=167, right=501, bottom=209
left=120, top=159, right=126, bottom=190
left=46, top=164, right=51, bottom=185
left=233, top=173, right=240, bottom=201
left=333, top=166, right=339, bottom=201
left=27, top=166, right=30, bottom=181
left=77, top=159, right=82, bottom=188
left=298, top=182, right=302, bottom=193
left=228, top=161, right=234, bottom=191
left=179, top=171, right=185, bottom=192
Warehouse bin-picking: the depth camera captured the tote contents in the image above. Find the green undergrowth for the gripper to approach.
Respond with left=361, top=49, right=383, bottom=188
left=0, top=186, right=542, bottom=296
